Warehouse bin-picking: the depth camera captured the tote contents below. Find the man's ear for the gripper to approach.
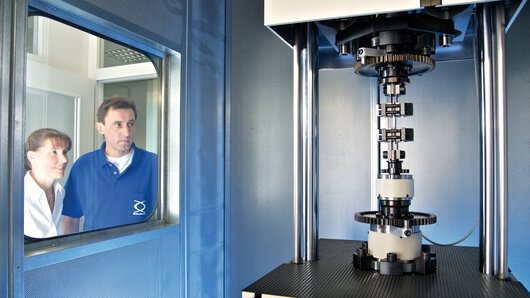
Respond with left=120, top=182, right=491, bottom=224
left=95, top=122, right=105, bottom=135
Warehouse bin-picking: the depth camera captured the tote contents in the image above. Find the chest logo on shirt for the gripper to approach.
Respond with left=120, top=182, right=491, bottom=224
left=133, top=200, right=146, bottom=215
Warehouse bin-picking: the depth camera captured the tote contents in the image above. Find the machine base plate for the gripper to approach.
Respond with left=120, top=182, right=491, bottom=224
left=243, top=239, right=528, bottom=297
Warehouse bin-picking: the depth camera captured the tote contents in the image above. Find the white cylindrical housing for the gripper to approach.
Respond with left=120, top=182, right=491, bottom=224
left=368, top=230, right=421, bottom=261
left=376, top=178, right=414, bottom=198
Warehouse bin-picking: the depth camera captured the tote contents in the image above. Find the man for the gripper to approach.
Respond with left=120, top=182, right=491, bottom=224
left=62, top=96, right=158, bottom=233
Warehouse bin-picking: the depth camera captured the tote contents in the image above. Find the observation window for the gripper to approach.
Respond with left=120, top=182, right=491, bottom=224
left=24, top=15, right=174, bottom=241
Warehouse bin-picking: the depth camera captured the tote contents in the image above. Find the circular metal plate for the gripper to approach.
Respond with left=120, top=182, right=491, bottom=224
left=355, top=210, right=437, bottom=227
left=354, top=54, right=435, bottom=77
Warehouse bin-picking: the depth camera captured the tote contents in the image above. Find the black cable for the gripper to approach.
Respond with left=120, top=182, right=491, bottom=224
left=422, top=218, right=479, bottom=247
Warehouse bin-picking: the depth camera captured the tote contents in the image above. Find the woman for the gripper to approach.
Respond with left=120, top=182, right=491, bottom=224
left=24, top=128, right=72, bottom=238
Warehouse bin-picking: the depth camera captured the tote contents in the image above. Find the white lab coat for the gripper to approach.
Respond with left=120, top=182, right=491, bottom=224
left=24, top=172, right=64, bottom=238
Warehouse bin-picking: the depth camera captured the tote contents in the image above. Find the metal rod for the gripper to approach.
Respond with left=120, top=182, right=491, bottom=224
left=478, top=3, right=495, bottom=276
left=370, top=79, right=380, bottom=211
left=493, top=1, right=508, bottom=280
left=10, top=0, right=28, bottom=295
left=293, top=23, right=319, bottom=263
left=306, top=22, right=318, bottom=262
left=293, top=24, right=303, bottom=264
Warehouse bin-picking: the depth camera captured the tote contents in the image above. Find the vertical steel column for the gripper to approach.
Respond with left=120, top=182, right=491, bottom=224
left=479, top=2, right=509, bottom=279
left=478, top=3, right=495, bottom=275
left=2, top=0, right=27, bottom=295
left=493, top=1, right=508, bottom=280
left=370, top=79, right=380, bottom=211
left=293, top=22, right=319, bottom=263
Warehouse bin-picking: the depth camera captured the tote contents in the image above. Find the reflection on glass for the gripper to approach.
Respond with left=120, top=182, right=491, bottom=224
left=103, top=79, right=160, bottom=153
left=25, top=88, right=77, bottom=186
left=24, top=128, right=72, bottom=238
left=25, top=16, right=160, bottom=239
left=61, top=97, right=158, bottom=234
left=26, top=16, right=39, bottom=55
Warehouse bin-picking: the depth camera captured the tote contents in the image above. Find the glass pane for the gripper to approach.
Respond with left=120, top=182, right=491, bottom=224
left=25, top=16, right=161, bottom=239
left=25, top=88, right=77, bottom=186
left=26, top=16, right=38, bottom=55
left=103, top=79, right=160, bottom=154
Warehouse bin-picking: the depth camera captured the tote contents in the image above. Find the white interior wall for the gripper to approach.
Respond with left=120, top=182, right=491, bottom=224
left=26, top=17, right=96, bottom=155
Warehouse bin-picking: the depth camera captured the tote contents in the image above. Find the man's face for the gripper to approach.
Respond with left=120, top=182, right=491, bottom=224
left=96, top=108, right=136, bottom=157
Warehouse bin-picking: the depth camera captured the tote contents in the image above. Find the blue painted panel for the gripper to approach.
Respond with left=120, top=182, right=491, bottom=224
left=46, top=0, right=184, bottom=53
left=184, top=0, right=226, bottom=297
left=24, top=232, right=180, bottom=298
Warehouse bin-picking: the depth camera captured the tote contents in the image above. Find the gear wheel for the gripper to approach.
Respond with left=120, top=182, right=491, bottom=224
left=354, top=211, right=437, bottom=227
left=355, top=53, right=435, bottom=77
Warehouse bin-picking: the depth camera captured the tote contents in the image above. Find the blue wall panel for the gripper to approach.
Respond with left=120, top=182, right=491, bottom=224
left=44, top=0, right=184, bottom=53
left=24, top=233, right=180, bottom=298
left=184, top=0, right=226, bottom=297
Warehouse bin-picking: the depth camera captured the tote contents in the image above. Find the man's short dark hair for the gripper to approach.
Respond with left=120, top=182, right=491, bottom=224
left=97, top=96, right=137, bottom=123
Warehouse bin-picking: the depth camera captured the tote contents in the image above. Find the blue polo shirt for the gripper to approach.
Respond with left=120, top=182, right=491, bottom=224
left=62, top=143, right=158, bottom=231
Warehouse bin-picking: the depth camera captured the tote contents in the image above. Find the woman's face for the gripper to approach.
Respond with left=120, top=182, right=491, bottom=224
left=27, top=138, right=69, bottom=181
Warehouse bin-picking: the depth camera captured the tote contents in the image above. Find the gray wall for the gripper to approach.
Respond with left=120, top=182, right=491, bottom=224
left=319, top=60, right=479, bottom=243
left=230, top=1, right=529, bottom=296
left=506, top=3, right=530, bottom=288
left=318, top=69, right=372, bottom=239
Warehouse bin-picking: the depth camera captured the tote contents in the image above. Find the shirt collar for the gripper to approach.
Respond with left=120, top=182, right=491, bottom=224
left=24, top=171, right=42, bottom=195
left=24, top=171, right=62, bottom=198
left=97, top=142, right=138, bottom=167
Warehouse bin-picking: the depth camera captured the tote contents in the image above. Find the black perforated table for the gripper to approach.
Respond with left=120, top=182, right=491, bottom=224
left=242, top=239, right=529, bottom=298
